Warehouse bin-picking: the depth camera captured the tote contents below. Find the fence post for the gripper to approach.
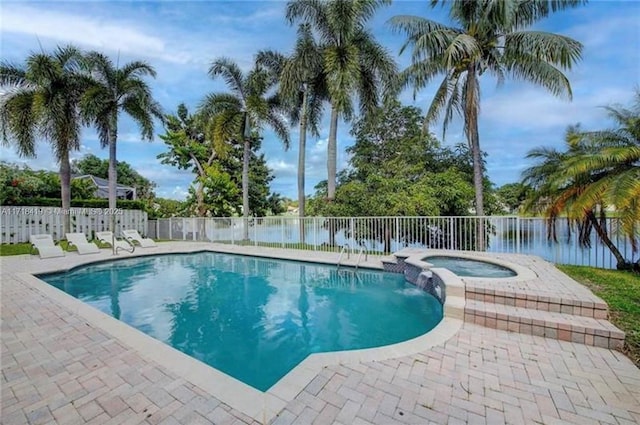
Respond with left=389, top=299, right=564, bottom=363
left=192, top=218, right=196, bottom=241
left=281, top=218, right=285, bottom=248
left=169, top=218, right=172, bottom=240
left=254, top=219, right=258, bottom=246
left=449, top=217, right=454, bottom=250
left=516, top=216, right=521, bottom=254
left=231, top=219, right=235, bottom=245
left=313, top=217, right=317, bottom=250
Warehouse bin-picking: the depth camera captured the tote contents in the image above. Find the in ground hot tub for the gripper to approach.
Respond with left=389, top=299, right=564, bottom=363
left=423, top=255, right=517, bottom=278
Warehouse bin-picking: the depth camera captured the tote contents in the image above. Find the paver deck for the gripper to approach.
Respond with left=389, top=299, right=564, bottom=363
left=2, top=242, right=639, bottom=424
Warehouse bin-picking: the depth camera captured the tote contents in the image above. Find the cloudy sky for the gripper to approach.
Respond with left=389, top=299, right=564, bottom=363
left=1, top=1, right=638, bottom=200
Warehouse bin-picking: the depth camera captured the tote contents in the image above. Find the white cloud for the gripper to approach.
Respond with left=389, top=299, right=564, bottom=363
left=1, top=6, right=192, bottom=65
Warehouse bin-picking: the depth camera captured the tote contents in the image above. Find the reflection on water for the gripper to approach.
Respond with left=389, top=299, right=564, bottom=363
left=40, top=253, right=443, bottom=391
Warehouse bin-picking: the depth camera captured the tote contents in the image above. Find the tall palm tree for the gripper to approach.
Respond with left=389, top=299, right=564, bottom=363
left=390, top=0, right=585, bottom=218
left=81, top=52, right=162, bottom=231
left=286, top=0, right=397, bottom=201
left=201, top=57, right=290, bottom=240
left=0, top=45, right=86, bottom=235
left=257, top=23, right=328, bottom=239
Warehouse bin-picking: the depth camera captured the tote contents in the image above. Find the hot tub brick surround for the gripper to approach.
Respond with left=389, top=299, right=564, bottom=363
left=387, top=250, right=624, bottom=351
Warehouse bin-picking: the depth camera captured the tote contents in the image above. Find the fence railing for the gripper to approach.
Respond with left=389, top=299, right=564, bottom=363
left=0, top=206, right=148, bottom=243
left=147, top=216, right=636, bottom=269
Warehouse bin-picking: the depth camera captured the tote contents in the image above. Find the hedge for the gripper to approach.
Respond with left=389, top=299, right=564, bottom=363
left=5, top=198, right=147, bottom=210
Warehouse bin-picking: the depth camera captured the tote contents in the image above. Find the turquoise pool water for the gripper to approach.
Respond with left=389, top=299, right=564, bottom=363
left=424, top=255, right=517, bottom=278
left=40, top=252, right=443, bottom=391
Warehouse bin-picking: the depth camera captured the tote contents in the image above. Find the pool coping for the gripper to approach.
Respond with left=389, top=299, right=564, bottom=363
left=13, top=243, right=464, bottom=424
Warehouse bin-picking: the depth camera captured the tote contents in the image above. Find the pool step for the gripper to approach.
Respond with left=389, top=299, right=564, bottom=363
left=465, top=286, right=608, bottom=319
left=465, top=300, right=624, bottom=350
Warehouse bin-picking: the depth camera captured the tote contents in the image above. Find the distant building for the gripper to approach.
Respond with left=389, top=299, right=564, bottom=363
left=72, top=175, right=137, bottom=200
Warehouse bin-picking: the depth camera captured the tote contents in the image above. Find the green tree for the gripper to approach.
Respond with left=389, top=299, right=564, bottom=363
left=390, top=0, right=584, bottom=219
left=80, top=52, right=162, bottom=229
left=200, top=57, right=290, bottom=239
left=309, top=101, right=477, bottom=252
left=286, top=0, right=397, bottom=201
left=495, top=182, right=531, bottom=214
left=0, top=45, right=86, bottom=233
left=149, top=197, right=188, bottom=219
left=257, top=23, right=328, bottom=225
left=158, top=104, right=227, bottom=216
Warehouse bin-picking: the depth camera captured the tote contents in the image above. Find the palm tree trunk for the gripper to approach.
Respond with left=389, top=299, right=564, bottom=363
left=465, top=68, right=485, bottom=250
left=59, top=148, right=72, bottom=235
left=327, top=105, right=339, bottom=201
left=298, top=89, right=308, bottom=244
left=108, top=122, right=118, bottom=235
left=196, top=180, right=205, bottom=217
left=106, top=111, right=119, bottom=249
left=586, top=211, right=628, bottom=269
left=242, top=139, right=250, bottom=240
left=242, top=113, right=251, bottom=241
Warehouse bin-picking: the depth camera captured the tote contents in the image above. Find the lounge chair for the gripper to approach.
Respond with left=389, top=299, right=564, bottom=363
left=29, top=234, right=65, bottom=259
left=122, top=229, right=157, bottom=248
left=65, top=233, right=100, bottom=255
left=95, top=231, right=134, bottom=252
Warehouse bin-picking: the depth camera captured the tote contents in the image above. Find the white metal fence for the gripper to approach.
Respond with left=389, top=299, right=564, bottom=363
left=0, top=206, right=148, bottom=243
left=148, top=216, right=636, bottom=269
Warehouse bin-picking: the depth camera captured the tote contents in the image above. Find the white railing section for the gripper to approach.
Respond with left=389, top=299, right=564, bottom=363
left=0, top=206, right=148, bottom=243
left=145, top=216, right=636, bottom=269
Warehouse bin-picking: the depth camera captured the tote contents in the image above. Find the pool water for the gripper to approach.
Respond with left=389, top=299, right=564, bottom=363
left=40, top=252, right=443, bottom=391
left=424, top=256, right=517, bottom=278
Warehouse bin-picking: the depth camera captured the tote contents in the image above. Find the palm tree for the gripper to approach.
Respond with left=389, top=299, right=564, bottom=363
left=201, top=58, right=290, bottom=240
left=390, top=0, right=585, bottom=219
left=522, top=94, right=639, bottom=270
left=0, top=45, right=86, bottom=235
left=561, top=91, right=640, bottom=261
left=257, top=23, right=328, bottom=241
left=286, top=0, right=397, bottom=201
left=81, top=52, right=162, bottom=231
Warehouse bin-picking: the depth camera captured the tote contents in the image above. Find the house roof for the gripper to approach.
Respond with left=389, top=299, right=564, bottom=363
left=72, top=174, right=135, bottom=198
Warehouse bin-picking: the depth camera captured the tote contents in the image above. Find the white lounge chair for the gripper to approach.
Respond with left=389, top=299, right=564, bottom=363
left=122, top=229, right=157, bottom=248
left=65, top=233, right=100, bottom=255
left=95, top=231, right=134, bottom=252
left=29, top=234, right=65, bottom=259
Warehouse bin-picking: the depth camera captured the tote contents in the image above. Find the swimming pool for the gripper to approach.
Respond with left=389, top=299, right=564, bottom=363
left=40, top=252, right=443, bottom=391
left=424, top=255, right=517, bottom=278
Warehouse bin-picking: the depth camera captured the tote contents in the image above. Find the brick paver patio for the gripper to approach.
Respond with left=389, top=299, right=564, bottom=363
left=2, top=243, right=639, bottom=424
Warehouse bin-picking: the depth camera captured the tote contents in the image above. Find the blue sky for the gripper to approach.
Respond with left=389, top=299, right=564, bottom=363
left=1, top=1, right=639, bottom=200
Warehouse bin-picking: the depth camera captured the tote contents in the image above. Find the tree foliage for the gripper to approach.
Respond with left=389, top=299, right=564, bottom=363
left=308, top=101, right=484, bottom=251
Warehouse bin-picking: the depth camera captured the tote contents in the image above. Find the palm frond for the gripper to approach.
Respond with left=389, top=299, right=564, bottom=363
left=209, top=58, right=246, bottom=101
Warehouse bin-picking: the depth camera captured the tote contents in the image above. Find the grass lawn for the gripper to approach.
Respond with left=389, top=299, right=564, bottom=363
left=558, top=265, right=640, bottom=367
left=0, top=240, right=113, bottom=256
